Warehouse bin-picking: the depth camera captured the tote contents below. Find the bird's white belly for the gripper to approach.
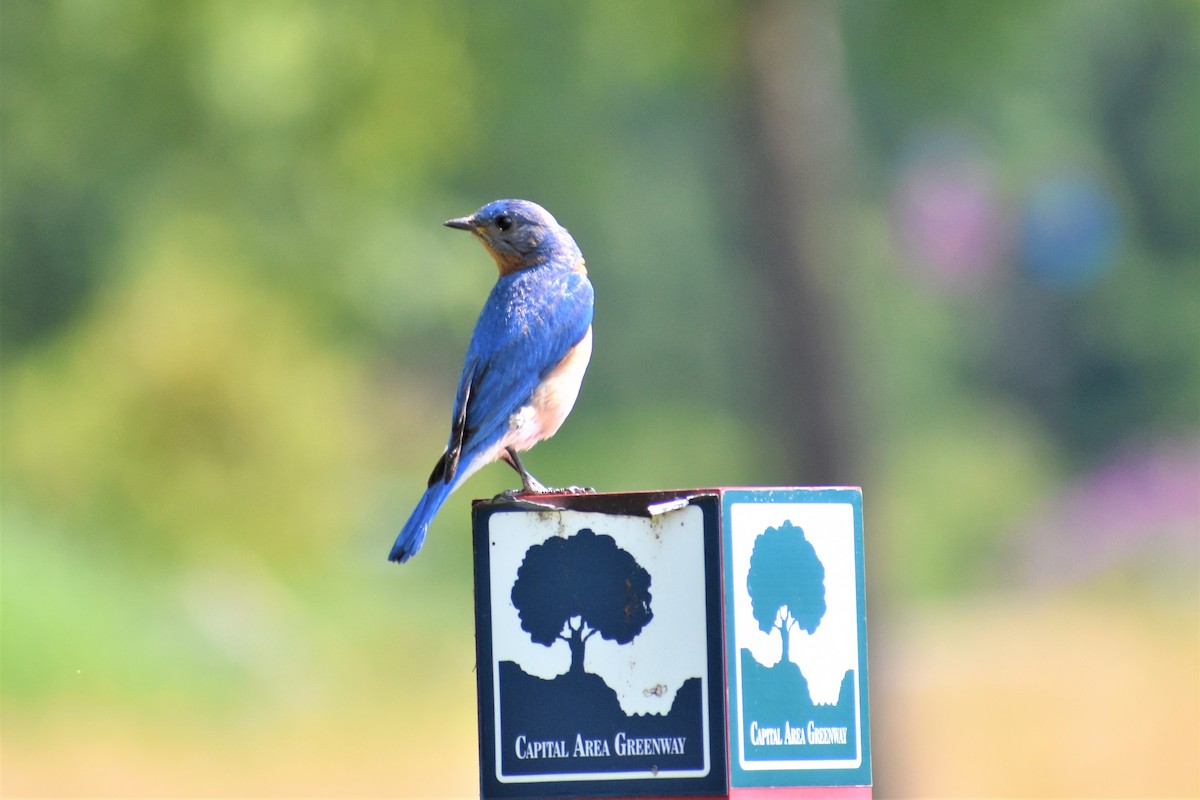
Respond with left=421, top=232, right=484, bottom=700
left=505, top=326, right=593, bottom=453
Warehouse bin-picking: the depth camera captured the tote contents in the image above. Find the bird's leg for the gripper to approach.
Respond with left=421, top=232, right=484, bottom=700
left=502, top=447, right=550, bottom=494
left=495, top=447, right=595, bottom=498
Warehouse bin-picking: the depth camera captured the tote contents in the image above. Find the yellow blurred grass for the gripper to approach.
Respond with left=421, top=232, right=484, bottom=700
left=876, top=591, right=1200, bottom=798
left=4, top=591, right=1196, bottom=798
left=3, top=681, right=479, bottom=798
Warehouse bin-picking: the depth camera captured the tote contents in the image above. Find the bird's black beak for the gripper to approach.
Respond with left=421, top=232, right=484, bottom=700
left=443, top=215, right=475, bottom=231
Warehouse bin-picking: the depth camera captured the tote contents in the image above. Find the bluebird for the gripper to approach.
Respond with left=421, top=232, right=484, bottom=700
left=389, top=199, right=594, bottom=563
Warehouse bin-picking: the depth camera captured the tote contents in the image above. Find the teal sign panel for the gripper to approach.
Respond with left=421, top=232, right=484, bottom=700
left=722, top=488, right=872, bottom=788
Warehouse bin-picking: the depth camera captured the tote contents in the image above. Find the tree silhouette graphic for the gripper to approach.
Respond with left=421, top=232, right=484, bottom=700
left=746, top=521, right=826, bottom=666
left=511, top=528, right=653, bottom=675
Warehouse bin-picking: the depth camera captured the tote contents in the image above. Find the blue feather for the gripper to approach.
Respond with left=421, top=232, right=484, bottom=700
left=389, top=199, right=594, bottom=564
left=389, top=480, right=454, bottom=563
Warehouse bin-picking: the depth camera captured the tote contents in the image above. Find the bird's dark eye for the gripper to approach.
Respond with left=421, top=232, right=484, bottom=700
left=495, top=214, right=513, bottom=232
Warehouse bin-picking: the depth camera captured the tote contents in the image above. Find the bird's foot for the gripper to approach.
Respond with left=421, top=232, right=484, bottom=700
left=520, top=473, right=550, bottom=494
left=522, top=484, right=596, bottom=495
left=491, top=484, right=595, bottom=502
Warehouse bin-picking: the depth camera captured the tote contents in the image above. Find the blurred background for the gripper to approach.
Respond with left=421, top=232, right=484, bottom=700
left=2, top=0, right=1197, bottom=797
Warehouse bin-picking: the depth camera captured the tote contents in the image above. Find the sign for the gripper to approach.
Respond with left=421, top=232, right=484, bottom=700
left=473, top=493, right=728, bottom=798
left=723, top=488, right=872, bottom=788
left=471, top=488, right=871, bottom=798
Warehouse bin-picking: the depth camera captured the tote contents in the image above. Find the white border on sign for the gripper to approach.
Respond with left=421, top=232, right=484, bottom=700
left=729, top=502, right=863, bottom=771
left=487, top=506, right=712, bottom=784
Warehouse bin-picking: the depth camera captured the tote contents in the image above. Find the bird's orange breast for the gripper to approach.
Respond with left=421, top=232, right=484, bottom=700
left=505, top=326, right=593, bottom=452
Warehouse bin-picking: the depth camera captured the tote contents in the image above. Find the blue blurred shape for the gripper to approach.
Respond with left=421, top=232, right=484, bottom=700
left=1019, top=175, right=1122, bottom=289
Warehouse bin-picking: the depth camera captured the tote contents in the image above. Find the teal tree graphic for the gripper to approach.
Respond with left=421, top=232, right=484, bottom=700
left=746, top=521, right=826, bottom=665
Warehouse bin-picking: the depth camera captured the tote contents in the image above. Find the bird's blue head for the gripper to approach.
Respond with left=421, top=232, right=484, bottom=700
left=444, top=199, right=581, bottom=275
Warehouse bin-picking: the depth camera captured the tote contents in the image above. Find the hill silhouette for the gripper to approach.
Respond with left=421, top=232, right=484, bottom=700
left=739, top=649, right=857, bottom=761
left=498, top=660, right=705, bottom=776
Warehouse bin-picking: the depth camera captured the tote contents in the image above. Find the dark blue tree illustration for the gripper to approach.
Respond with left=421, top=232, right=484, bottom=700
left=511, top=528, right=653, bottom=675
left=746, top=521, right=826, bottom=665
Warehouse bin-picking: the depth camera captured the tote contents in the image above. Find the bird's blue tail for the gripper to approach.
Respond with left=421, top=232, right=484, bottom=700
left=389, top=481, right=454, bottom=563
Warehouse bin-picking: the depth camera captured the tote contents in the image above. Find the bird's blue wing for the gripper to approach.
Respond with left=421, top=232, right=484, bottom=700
left=438, top=269, right=593, bottom=486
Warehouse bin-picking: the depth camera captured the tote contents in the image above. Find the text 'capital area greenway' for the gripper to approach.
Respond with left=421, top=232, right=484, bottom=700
left=749, top=719, right=848, bottom=746
left=515, top=732, right=687, bottom=760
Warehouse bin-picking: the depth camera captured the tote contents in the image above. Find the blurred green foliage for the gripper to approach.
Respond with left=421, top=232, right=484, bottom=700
left=1, top=0, right=1197, bottom=795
